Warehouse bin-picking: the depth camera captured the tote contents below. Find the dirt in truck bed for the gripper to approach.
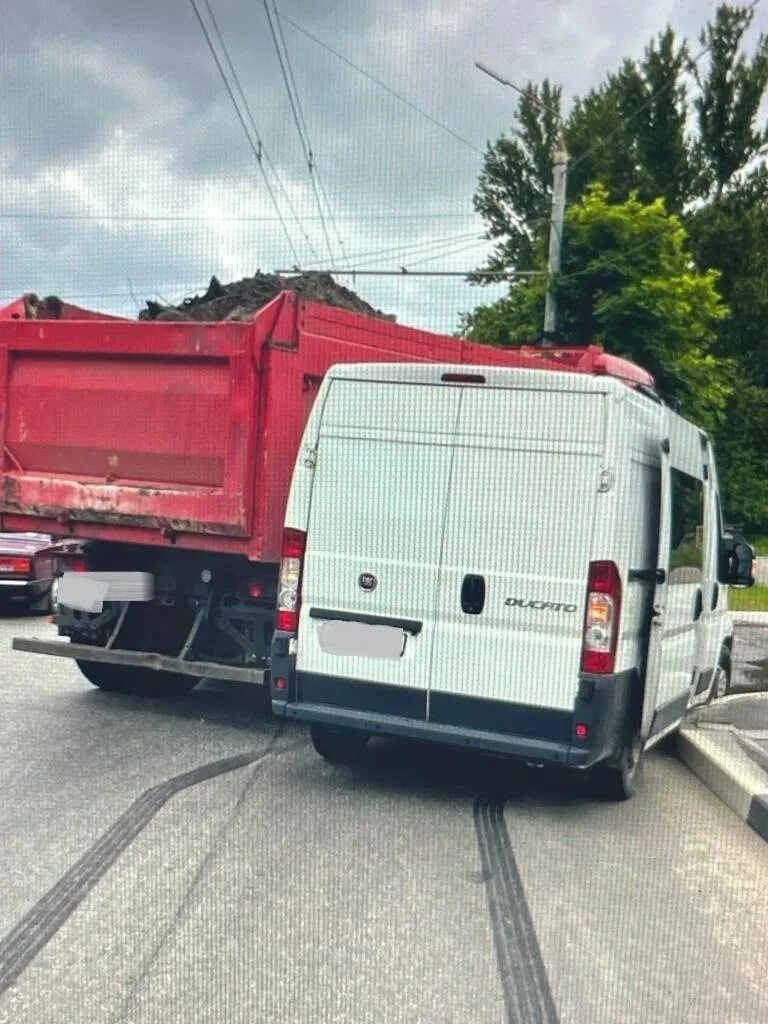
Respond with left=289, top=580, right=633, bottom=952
left=136, top=271, right=394, bottom=322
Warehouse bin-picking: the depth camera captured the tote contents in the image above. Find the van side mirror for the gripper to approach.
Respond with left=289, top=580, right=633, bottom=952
left=718, top=533, right=755, bottom=588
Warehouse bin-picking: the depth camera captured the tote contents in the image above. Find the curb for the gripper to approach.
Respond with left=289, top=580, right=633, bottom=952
left=676, top=726, right=768, bottom=845
left=730, top=611, right=768, bottom=626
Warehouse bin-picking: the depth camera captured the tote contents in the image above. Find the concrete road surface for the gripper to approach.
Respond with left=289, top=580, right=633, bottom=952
left=0, top=614, right=766, bottom=1024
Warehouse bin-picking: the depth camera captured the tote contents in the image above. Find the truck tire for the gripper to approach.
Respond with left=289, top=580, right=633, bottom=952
left=599, top=732, right=644, bottom=801
left=309, top=723, right=369, bottom=764
left=76, top=661, right=199, bottom=697
left=75, top=660, right=126, bottom=692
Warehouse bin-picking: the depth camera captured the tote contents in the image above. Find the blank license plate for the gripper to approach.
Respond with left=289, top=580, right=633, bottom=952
left=316, top=620, right=406, bottom=659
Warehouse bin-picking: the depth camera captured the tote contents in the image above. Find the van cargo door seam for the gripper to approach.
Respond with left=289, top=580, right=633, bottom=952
left=425, top=387, right=465, bottom=721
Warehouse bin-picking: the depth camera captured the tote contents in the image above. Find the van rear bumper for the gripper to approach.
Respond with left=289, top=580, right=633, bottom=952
left=270, top=638, right=637, bottom=768
left=275, top=699, right=588, bottom=765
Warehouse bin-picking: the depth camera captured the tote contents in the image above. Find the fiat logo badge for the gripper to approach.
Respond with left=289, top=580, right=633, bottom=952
left=359, top=572, right=377, bottom=592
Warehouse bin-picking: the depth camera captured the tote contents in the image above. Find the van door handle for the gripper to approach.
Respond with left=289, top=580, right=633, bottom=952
left=693, top=588, right=703, bottom=621
left=461, top=574, right=486, bottom=615
left=710, top=583, right=719, bottom=610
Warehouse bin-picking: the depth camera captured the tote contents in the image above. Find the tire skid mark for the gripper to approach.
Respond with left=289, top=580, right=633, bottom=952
left=474, top=796, right=559, bottom=1024
left=0, top=745, right=276, bottom=996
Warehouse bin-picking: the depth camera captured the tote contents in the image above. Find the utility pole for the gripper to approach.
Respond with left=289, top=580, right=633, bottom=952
left=475, top=61, right=568, bottom=343
left=543, top=133, right=568, bottom=343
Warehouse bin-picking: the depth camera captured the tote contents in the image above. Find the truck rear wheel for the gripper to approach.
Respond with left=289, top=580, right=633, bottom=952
left=76, top=661, right=199, bottom=697
left=76, top=660, right=125, bottom=692
left=310, top=723, right=369, bottom=764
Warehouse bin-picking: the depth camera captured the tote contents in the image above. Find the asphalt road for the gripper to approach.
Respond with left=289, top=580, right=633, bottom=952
left=0, top=614, right=766, bottom=1024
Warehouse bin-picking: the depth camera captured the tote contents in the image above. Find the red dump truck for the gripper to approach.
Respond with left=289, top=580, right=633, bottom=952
left=0, top=289, right=654, bottom=697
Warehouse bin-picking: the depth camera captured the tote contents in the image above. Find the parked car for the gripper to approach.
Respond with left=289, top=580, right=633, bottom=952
left=0, top=533, right=88, bottom=614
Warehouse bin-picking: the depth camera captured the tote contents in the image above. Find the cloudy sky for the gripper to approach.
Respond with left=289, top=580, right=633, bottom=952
left=1, top=0, right=763, bottom=333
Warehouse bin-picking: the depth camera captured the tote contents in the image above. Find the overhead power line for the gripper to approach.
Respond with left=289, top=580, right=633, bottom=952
left=263, top=0, right=335, bottom=264
left=475, top=62, right=563, bottom=121
left=274, top=268, right=546, bottom=278
left=202, top=0, right=320, bottom=261
left=298, top=230, right=481, bottom=268
left=277, top=11, right=484, bottom=156
left=0, top=211, right=479, bottom=222
left=188, top=0, right=299, bottom=262
left=271, top=2, right=351, bottom=268
left=272, top=2, right=311, bottom=148
left=405, top=238, right=490, bottom=269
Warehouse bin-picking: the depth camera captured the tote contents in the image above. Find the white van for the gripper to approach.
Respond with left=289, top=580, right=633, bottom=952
left=270, top=362, right=754, bottom=798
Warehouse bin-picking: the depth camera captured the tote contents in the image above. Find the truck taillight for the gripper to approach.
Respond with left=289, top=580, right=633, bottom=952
left=581, top=561, right=622, bottom=674
left=67, top=559, right=88, bottom=573
left=0, top=557, right=31, bottom=575
left=275, top=528, right=306, bottom=633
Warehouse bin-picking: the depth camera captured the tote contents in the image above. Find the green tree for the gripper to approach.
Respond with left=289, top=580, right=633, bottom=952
left=472, top=4, right=768, bottom=280
left=471, top=81, right=562, bottom=279
left=472, top=27, right=695, bottom=280
left=693, top=3, right=768, bottom=200
left=687, top=165, right=768, bottom=382
left=465, top=4, right=768, bottom=530
left=713, top=385, right=768, bottom=526
left=568, top=30, right=693, bottom=214
left=461, top=185, right=731, bottom=426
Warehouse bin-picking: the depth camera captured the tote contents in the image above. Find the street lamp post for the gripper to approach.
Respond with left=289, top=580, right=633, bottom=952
left=543, top=133, right=568, bottom=343
left=475, top=62, right=569, bottom=341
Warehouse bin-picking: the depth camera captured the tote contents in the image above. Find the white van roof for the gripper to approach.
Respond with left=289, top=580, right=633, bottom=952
left=324, top=361, right=643, bottom=396
left=321, top=361, right=709, bottom=474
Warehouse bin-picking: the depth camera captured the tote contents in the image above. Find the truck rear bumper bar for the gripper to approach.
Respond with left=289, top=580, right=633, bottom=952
left=12, top=636, right=265, bottom=686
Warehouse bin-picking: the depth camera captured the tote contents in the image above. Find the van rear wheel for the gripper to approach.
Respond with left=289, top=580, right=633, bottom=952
left=710, top=650, right=732, bottom=701
left=310, top=723, right=369, bottom=764
left=600, top=733, right=644, bottom=801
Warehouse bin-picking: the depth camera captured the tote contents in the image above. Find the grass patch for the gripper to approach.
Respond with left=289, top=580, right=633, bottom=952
left=728, top=584, right=768, bottom=612
left=748, top=535, right=768, bottom=556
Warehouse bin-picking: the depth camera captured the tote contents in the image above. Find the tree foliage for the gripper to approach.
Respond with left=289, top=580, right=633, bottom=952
left=464, top=3, right=768, bottom=528
left=463, top=186, right=730, bottom=425
left=687, top=165, right=768, bottom=383
left=694, top=4, right=768, bottom=199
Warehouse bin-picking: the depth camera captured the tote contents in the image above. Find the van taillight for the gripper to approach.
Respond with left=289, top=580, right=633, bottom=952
left=275, top=528, right=306, bottom=633
left=580, top=561, right=622, bottom=674
left=67, top=559, right=88, bottom=573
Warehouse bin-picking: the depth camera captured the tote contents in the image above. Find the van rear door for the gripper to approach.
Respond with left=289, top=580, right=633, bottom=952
left=295, top=377, right=460, bottom=715
left=428, top=385, right=606, bottom=735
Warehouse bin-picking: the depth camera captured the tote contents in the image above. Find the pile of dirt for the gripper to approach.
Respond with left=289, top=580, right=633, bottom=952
left=137, top=271, right=394, bottom=322
left=22, top=294, right=64, bottom=319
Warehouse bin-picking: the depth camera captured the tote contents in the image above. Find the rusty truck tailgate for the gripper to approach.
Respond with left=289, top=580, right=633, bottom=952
left=0, top=318, right=259, bottom=538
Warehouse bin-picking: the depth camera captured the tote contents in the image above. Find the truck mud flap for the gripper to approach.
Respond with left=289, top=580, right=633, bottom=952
left=12, top=636, right=265, bottom=685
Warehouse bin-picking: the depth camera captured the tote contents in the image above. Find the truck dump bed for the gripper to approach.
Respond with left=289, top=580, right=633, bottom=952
left=0, top=290, right=653, bottom=562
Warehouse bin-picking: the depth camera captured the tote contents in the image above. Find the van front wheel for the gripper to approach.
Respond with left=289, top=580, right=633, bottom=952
left=600, top=733, right=644, bottom=801
left=310, top=723, right=369, bottom=764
